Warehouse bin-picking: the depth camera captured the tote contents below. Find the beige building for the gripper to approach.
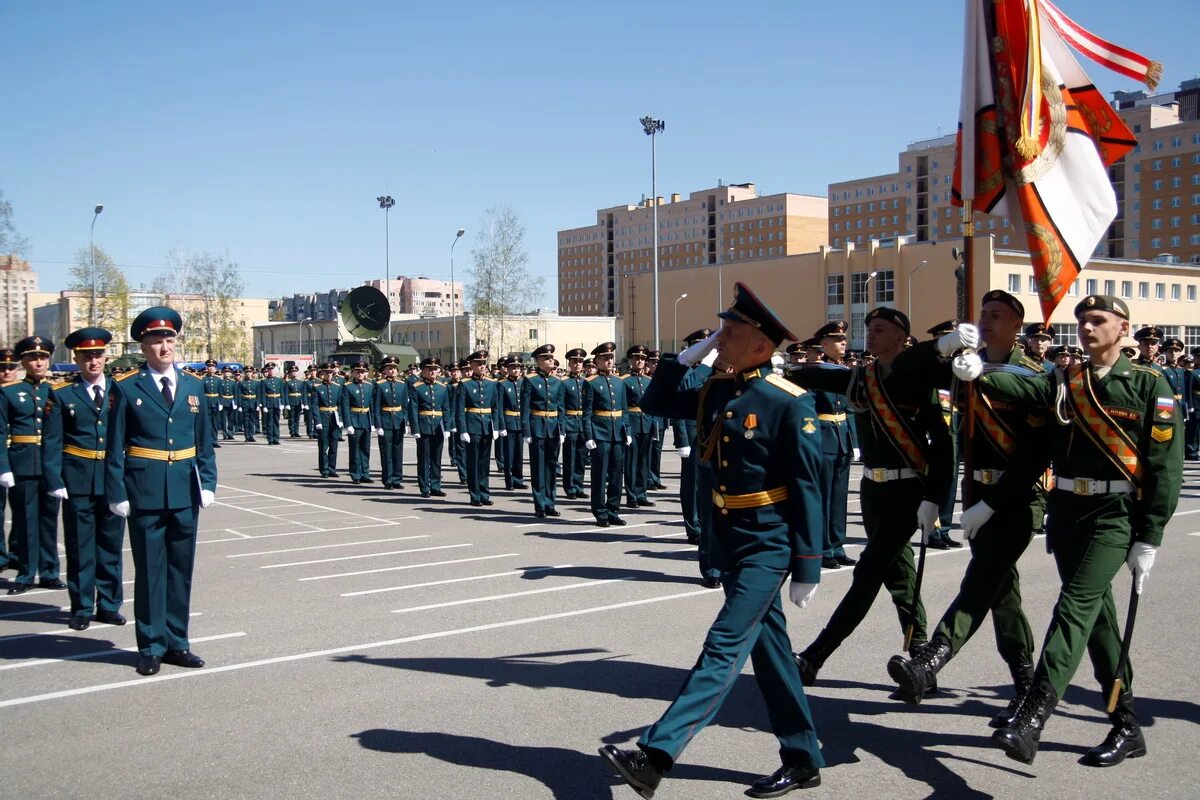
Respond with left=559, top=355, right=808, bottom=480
left=558, top=182, right=828, bottom=317
left=1, top=256, right=38, bottom=345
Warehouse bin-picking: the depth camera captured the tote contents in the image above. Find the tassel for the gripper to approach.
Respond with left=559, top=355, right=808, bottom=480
left=1016, top=136, right=1040, bottom=161
left=1145, top=60, right=1162, bottom=92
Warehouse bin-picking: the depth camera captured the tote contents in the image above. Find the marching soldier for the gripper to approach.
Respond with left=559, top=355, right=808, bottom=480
left=105, top=307, right=218, bottom=675
left=803, top=337, right=823, bottom=364
left=583, top=342, right=630, bottom=527
left=808, top=320, right=857, bottom=570
left=671, top=328, right=721, bottom=588
left=1023, top=322, right=1056, bottom=372
left=560, top=348, right=588, bottom=500
left=925, top=320, right=965, bottom=551
left=498, top=357, right=526, bottom=490
left=285, top=365, right=306, bottom=438
left=311, top=363, right=344, bottom=478
left=218, top=367, right=237, bottom=441
left=0, top=348, right=18, bottom=573
left=521, top=344, right=564, bottom=517
left=239, top=365, right=262, bottom=442
left=372, top=356, right=410, bottom=489
left=410, top=356, right=450, bottom=498
left=42, top=327, right=127, bottom=629
left=341, top=361, right=374, bottom=484
left=456, top=351, right=502, bottom=506
left=623, top=345, right=654, bottom=508
left=600, top=283, right=826, bottom=798
left=201, top=359, right=223, bottom=448
left=975, top=295, right=1182, bottom=766
left=259, top=362, right=284, bottom=445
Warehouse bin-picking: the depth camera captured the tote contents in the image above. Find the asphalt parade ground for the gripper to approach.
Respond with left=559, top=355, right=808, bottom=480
left=2, top=438, right=1198, bottom=799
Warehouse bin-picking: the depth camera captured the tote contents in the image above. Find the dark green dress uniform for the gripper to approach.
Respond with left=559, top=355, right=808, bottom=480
left=341, top=367, right=375, bottom=483
left=623, top=347, right=654, bottom=507
left=239, top=372, right=262, bottom=441
left=456, top=353, right=502, bottom=506
left=260, top=366, right=284, bottom=445
left=807, top=322, right=855, bottom=566
left=791, top=311, right=953, bottom=681
left=498, top=365, right=525, bottom=490
left=409, top=359, right=449, bottom=497
left=980, top=298, right=1182, bottom=764
left=1186, top=362, right=1200, bottom=460
left=0, top=347, right=15, bottom=572
left=304, top=373, right=320, bottom=438
left=521, top=346, right=564, bottom=515
left=218, top=372, right=237, bottom=440
left=560, top=350, right=588, bottom=500
left=672, top=361, right=721, bottom=585
left=43, top=330, right=127, bottom=625
left=582, top=345, right=628, bottom=526
left=0, top=336, right=63, bottom=592
left=447, top=366, right=469, bottom=485
left=200, top=361, right=222, bottom=448
left=372, top=358, right=411, bottom=489
left=106, top=308, right=218, bottom=664
left=310, top=369, right=344, bottom=477
left=285, top=372, right=307, bottom=438
left=646, top=350, right=666, bottom=490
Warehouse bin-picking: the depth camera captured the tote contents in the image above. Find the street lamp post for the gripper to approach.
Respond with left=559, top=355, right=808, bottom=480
left=89, top=204, right=104, bottom=326
left=376, top=195, right=395, bottom=342
left=907, top=259, right=930, bottom=318
left=721, top=246, right=733, bottom=312
left=302, top=317, right=314, bottom=365
left=640, top=116, right=665, bottom=349
left=673, top=293, right=688, bottom=350
left=450, top=227, right=465, bottom=363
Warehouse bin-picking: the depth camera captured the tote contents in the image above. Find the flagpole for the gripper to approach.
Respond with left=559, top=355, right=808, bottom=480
left=961, top=201, right=977, bottom=507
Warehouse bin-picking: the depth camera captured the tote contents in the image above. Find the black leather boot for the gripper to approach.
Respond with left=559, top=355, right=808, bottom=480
left=990, top=659, right=1035, bottom=729
left=1081, top=692, right=1147, bottom=767
left=599, top=745, right=664, bottom=798
left=887, top=639, right=952, bottom=706
left=991, top=678, right=1058, bottom=764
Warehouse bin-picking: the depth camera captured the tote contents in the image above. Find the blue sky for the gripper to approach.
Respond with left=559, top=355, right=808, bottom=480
left=2, top=0, right=1195, bottom=308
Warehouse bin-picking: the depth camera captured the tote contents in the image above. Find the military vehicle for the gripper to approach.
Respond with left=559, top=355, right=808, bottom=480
left=327, top=285, right=418, bottom=368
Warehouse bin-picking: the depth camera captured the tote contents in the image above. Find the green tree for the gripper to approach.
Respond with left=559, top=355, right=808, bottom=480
left=69, top=245, right=130, bottom=332
left=466, top=205, right=543, bottom=355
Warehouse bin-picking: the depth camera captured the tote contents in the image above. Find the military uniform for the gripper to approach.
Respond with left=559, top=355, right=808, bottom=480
left=521, top=344, right=565, bottom=516
left=200, top=360, right=223, bottom=448
left=341, top=363, right=375, bottom=483
left=582, top=343, right=629, bottom=526
left=622, top=346, right=654, bottom=508
left=1187, top=360, right=1200, bottom=460
left=498, top=360, right=526, bottom=490
left=304, top=371, right=321, bottom=438
left=310, top=366, right=344, bottom=477
left=239, top=370, right=262, bottom=442
left=646, top=350, right=666, bottom=491
left=456, top=352, right=502, bottom=506
left=285, top=370, right=307, bottom=438
left=0, top=348, right=16, bottom=572
left=409, top=357, right=450, bottom=497
left=447, top=363, right=469, bottom=485
left=1160, top=338, right=1188, bottom=455
left=808, top=321, right=857, bottom=568
left=218, top=371, right=238, bottom=440
left=259, top=364, right=284, bottom=445
left=372, top=356, right=411, bottom=489
left=560, top=349, right=588, bottom=500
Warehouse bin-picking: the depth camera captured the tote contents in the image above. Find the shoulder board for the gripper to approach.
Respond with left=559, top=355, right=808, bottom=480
left=1131, top=365, right=1161, bottom=377
left=1019, top=356, right=1045, bottom=373
left=618, top=373, right=630, bottom=379
left=765, top=373, right=805, bottom=397
left=2, top=379, right=22, bottom=388
left=53, top=380, right=76, bottom=391
left=586, top=375, right=602, bottom=382
left=115, top=370, right=140, bottom=382
left=483, top=376, right=497, bottom=382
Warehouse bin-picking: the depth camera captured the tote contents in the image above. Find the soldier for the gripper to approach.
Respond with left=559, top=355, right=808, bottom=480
left=445, top=360, right=467, bottom=485
left=372, top=356, right=410, bottom=490
left=239, top=365, right=262, bottom=442
left=259, top=362, right=284, bottom=445
left=623, top=345, right=655, bottom=508
left=886, top=290, right=1045, bottom=720
left=790, top=308, right=969, bottom=686
left=456, top=350, right=502, bottom=507
left=802, top=337, right=823, bottom=364
left=0, top=348, right=18, bottom=573
left=285, top=365, right=306, bottom=438
left=671, top=328, right=721, bottom=588
left=522, top=344, right=564, bottom=518
left=106, top=307, right=218, bottom=675
left=1132, top=326, right=1164, bottom=372
left=201, top=359, right=223, bottom=448
left=1161, top=337, right=1187, bottom=432
left=218, top=367, right=237, bottom=441
left=1186, top=352, right=1200, bottom=461
left=924, top=320, right=965, bottom=551
left=974, top=295, right=1182, bottom=766
left=785, top=341, right=805, bottom=367
left=311, top=363, right=345, bottom=478
left=304, top=366, right=321, bottom=438
left=808, top=320, right=857, bottom=570
left=560, top=348, right=588, bottom=500
left=645, top=350, right=667, bottom=491
left=42, top=328, right=127, bottom=629
left=410, top=356, right=449, bottom=498
left=341, top=361, right=374, bottom=484
left=0, top=335, right=66, bottom=594
left=600, top=283, right=826, bottom=798
left=497, top=357, right=526, bottom=490
left=1023, top=322, right=1056, bottom=372
left=583, top=342, right=630, bottom=527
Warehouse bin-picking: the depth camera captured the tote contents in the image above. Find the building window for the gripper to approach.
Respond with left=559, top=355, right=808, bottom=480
left=1120, top=280, right=1132, bottom=298
left=1068, top=279, right=1079, bottom=297
left=1085, top=278, right=1097, bottom=295
left=1155, top=283, right=1165, bottom=300
left=826, top=274, right=845, bottom=306
left=1138, top=282, right=1149, bottom=299
left=1008, top=274, right=1021, bottom=293
left=1053, top=323, right=1078, bottom=346
left=1104, top=279, right=1115, bottom=295
left=1171, top=284, right=1182, bottom=301
left=850, top=272, right=873, bottom=305
left=1191, top=286, right=1198, bottom=302
left=875, top=270, right=895, bottom=303
left=529, top=328, right=538, bottom=340
left=1187, top=326, right=1200, bottom=347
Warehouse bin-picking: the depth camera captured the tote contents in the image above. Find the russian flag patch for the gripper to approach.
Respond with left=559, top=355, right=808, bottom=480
left=1156, top=397, right=1175, bottom=420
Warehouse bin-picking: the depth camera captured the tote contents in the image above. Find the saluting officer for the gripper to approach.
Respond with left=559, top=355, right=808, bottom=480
left=560, top=348, right=588, bottom=500
left=311, top=363, right=345, bottom=478
left=42, top=327, right=127, bottom=629
left=341, top=361, right=375, bottom=484
left=0, top=348, right=19, bottom=573
left=582, top=342, right=630, bottom=527
left=623, top=345, right=655, bottom=508
left=285, top=365, right=307, bottom=438
left=218, top=367, right=237, bottom=441
left=239, top=366, right=262, bottom=442
left=671, top=328, right=721, bottom=588
left=106, top=307, right=217, bottom=676
left=372, top=356, right=410, bottom=490
left=521, top=344, right=564, bottom=517
left=498, top=357, right=525, bottom=490
left=809, top=320, right=857, bottom=570
left=201, top=359, right=223, bottom=448
left=410, top=356, right=450, bottom=498
left=0, top=336, right=66, bottom=594
left=600, top=283, right=826, bottom=798
left=456, top=351, right=502, bottom=507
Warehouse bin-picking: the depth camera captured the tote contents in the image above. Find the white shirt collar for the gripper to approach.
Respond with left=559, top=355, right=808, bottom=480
left=83, top=375, right=105, bottom=394
left=146, top=363, right=177, bottom=390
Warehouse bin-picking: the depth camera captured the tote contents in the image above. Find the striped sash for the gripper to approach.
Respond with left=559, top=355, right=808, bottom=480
left=973, top=385, right=1019, bottom=457
left=862, top=363, right=928, bottom=476
left=1063, top=365, right=1143, bottom=489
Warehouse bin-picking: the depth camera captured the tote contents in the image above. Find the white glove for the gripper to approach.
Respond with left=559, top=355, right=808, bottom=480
left=315, top=423, right=323, bottom=430
left=346, top=426, right=356, bottom=436
left=50, top=487, right=69, bottom=500
left=376, top=428, right=385, bottom=438
left=233, top=404, right=239, bottom=411
left=301, top=404, right=307, bottom=410
left=492, top=430, right=500, bottom=441
left=0, top=472, right=14, bottom=489
left=852, top=447, right=861, bottom=461
left=625, top=435, right=633, bottom=446
left=109, top=501, right=130, bottom=518
left=916, top=500, right=940, bottom=542
left=1126, top=542, right=1157, bottom=594
left=585, top=439, right=597, bottom=450
left=952, top=352, right=984, bottom=381
left=678, top=328, right=721, bottom=367
left=559, top=434, right=565, bottom=443
left=460, top=433, right=471, bottom=443
left=524, top=437, right=532, bottom=446
left=414, top=432, right=422, bottom=440
left=499, top=429, right=508, bottom=438
left=959, top=500, right=995, bottom=541
left=789, top=580, right=819, bottom=609
left=678, top=446, right=692, bottom=459
left=200, top=489, right=215, bottom=508
left=700, top=349, right=720, bottom=368
left=937, top=323, right=980, bottom=356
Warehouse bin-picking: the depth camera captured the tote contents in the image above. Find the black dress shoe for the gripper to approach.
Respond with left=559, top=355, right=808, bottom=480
left=745, top=764, right=820, bottom=797
left=431, top=490, right=447, bottom=497
left=793, top=652, right=818, bottom=686
left=96, top=610, right=127, bottom=626
left=329, top=472, right=340, bottom=478
left=608, top=517, right=627, bottom=526
left=625, top=501, right=639, bottom=509
left=598, top=745, right=662, bottom=799
left=513, top=482, right=527, bottom=489
left=943, top=536, right=964, bottom=548
left=162, top=650, right=205, bottom=669
left=535, top=510, right=546, bottom=518
left=421, top=492, right=431, bottom=498
left=701, top=576, right=722, bottom=589
left=545, top=508, right=561, bottom=517
left=39, top=578, right=67, bottom=590
left=594, top=519, right=610, bottom=528
left=360, top=478, right=375, bottom=484
left=7, top=584, right=32, bottom=595
left=637, top=500, right=656, bottom=507
left=821, top=557, right=841, bottom=570
left=137, top=655, right=161, bottom=676
left=481, top=499, right=494, bottom=506
left=926, top=539, right=949, bottom=550
left=68, top=615, right=91, bottom=631
left=470, top=501, right=483, bottom=507
left=836, top=555, right=857, bottom=566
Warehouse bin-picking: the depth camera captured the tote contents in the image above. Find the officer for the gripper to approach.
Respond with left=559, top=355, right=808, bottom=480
left=1186, top=352, right=1200, bottom=461
left=809, top=320, right=857, bottom=569
left=1161, top=337, right=1188, bottom=430
left=0, top=335, right=66, bottom=594
left=497, top=356, right=526, bottom=490
left=623, top=345, right=655, bottom=508
left=974, top=295, right=1182, bottom=766
left=42, top=327, right=127, bottom=629
left=0, top=348, right=18, bottom=573
left=785, top=341, right=805, bottom=367
left=1132, top=326, right=1164, bottom=372
left=341, top=361, right=374, bottom=484
left=201, top=359, right=223, bottom=448
left=259, top=362, right=284, bottom=445
left=445, top=360, right=468, bottom=485
left=521, top=344, right=564, bottom=517
left=372, top=356, right=410, bottom=490
left=925, top=320, right=965, bottom=551
left=456, top=351, right=502, bottom=507
left=284, top=365, right=306, bottom=438
left=791, top=308, right=968, bottom=685
left=802, top=337, right=823, bottom=364
left=645, top=350, right=667, bottom=491
left=105, top=307, right=218, bottom=676
left=410, top=356, right=450, bottom=498
left=600, top=282, right=826, bottom=799
left=239, top=365, right=262, bottom=442
left=560, top=348, right=588, bottom=500
left=671, top=328, right=721, bottom=588
left=218, top=367, right=237, bottom=440
left=311, top=363, right=345, bottom=478
left=1023, top=322, right=1056, bottom=372
left=583, top=342, right=630, bottom=527
left=304, top=366, right=321, bottom=438
left=887, top=290, right=1045, bottom=720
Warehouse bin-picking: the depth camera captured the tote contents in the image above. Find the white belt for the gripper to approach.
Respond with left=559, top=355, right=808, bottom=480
left=862, top=467, right=918, bottom=483
left=971, top=469, right=1005, bottom=485
left=1054, top=477, right=1134, bottom=496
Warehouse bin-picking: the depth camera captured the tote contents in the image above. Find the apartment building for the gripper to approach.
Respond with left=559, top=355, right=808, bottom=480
left=0, top=255, right=38, bottom=344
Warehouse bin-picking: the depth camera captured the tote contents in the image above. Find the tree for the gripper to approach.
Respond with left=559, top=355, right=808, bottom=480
left=69, top=245, right=130, bottom=332
left=0, top=190, right=30, bottom=256
left=466, top=205, right=543, bottom=356
left=152, top=249, right=248, bottom=362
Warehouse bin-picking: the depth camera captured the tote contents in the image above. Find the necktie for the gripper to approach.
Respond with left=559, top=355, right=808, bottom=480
left=93, top=384, right=104, bottom=412
left=160, top=377, right=173, bottom=406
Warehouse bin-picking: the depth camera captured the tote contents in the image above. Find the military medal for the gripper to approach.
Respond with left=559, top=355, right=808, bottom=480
left=743, top=413, right=757, bottom=439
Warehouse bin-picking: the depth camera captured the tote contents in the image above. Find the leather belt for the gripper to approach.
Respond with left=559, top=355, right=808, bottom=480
left=126, top=445, right=197, bottom=463
left=381, top=406, right=404, bottom=412
left=594, top=410, right=623, bottom=417
left=204, top=393, right=219, bottom=397
left=565, top=410, right=583, bottom=416
left=220, top=395, right=234, bottom=399
left=318, top=406, right=338, bottom=412
left=265, top=393, right=282, bottom=398
left=971, top=469, right=1005, bottom=485
left=350, top=407, right=370, bottom=413
left=504, top=410, right=521, bottom=417
left=863, top=467, right=918, bottom=482
left=712, top=486, right=788, bottom=509
left=64, top=444, right=106, bottom=460
left=9, top=435, right=42, bottom=445
left=1054, top=476, right=1134, bottom=496
left=531, top=410, right=558, bottom=417
left=418, top=411, right=443, bottom=416
left=818, top=413, right=847, bottom=423
left=466, top=408, right=493, bottom=413
left=627, top=406, right=643, bottom=413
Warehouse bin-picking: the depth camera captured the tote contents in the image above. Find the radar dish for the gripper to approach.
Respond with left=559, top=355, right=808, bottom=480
left=339, top=286, right=391, bottom=340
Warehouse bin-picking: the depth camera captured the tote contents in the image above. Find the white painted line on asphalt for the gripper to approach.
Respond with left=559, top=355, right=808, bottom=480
left=0, top=598, right=131, bottom=620
left=0, top=613, right=201, bottom=643
left=225, top=529, right=254, bottom=539
left=216, top=483, right=395, bottom=526
left=391, top=577, right=632, bottom=614
left=1173, top=509, right=1200, bottom=516
left=229, top=535, right=432, bottom=558
left=0, top=632, right=248, bottom=672
left=341, top=565, right=573, bottom=597
left=198, top=519, right=418, bottom=545
left=299, top=553, right=519, bottom=582
left=0, top=586, right=711, bottom=708
left=261, top=543, right=471, bottom=570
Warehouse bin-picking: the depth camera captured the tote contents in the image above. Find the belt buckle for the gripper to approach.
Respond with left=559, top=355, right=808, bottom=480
left=981, top=468, right=996, bottom=484
left=713, top=492, right=726, bottom=509
left=166, top=450, right=176, bottom=463
left=871, top=468, right=887, bottom=482
left=1073, top=478, right=1091, bottom=496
